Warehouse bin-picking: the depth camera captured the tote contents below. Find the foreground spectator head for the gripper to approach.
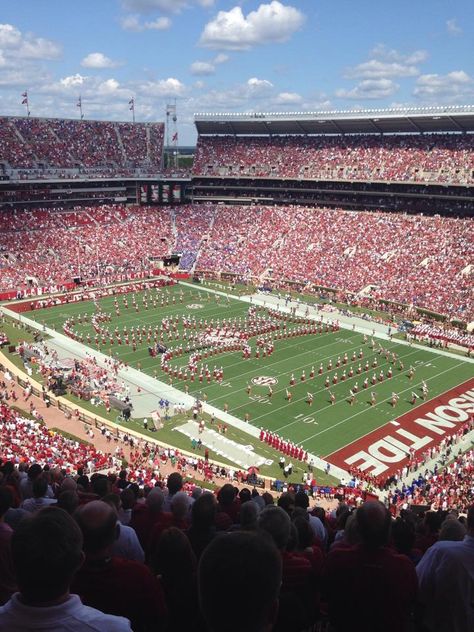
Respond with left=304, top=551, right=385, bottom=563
left=170, top=491, right=190, bottom=521
left=258, top=505, right=291, bottom=550
left=90, top=474, right=110, bottom=498
left=146, top=487, right=165, bottom=513
left=191, top=486, right=202, bottom=500
left=277, top=492, right=295, bottom=516
left=150, top=526, right=196, bottom=580
left=218, top=483, right=236, bottom=506
left=294, top=490, right=310, bottom=510
left=439, top=517, right=467, bottom=541
left=74, top=500, right=118, bottom=556
left=262, top=492, right=274, bottom=506
left=357, top=501, right=391, bottom=549
left=166, top=472, right=183, bottom=496
left=11, top=506, right=83, bottom=603
left=239, top=499, right=258, bottom=531
left=192, top=492, right=217, bottom=530
left=199, top=532, right=281, bottom=632
left=57, top=490, right=79, bottom=515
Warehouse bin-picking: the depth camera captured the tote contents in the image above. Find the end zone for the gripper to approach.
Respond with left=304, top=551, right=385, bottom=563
left=326, top=377, right=474, bottom=477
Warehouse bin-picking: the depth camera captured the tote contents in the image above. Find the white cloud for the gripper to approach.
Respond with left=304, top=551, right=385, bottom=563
left=414, top=70, right=474, bottom=101
left=274, top=91, right=302, bottom=104
left=121, top=14, right=171, bottom=31
left=190, top=53, right=229, bottom=75
left=123, top=15, right=171, bottom=31
left=246, top=77, right=274, bottom=98
left=136, top=77, right=186, bottom=97
left=81, top=52, right=121, bottom=69
left=344, top=46, right=427, bottom=80
left=199, top=1, right=305, bottom=50
left=214, top=53, right=229, bottom=64
left=370, top=44, right=427, bottom=65
left=345, top=59, right=419, bottom=80
left=0, top=23, right=61, bottom=60
left=60, top=73, right=87, bottom=88
left=446, top=18, right=462, bottom=36
left=190, top=61, right=215, bottom=76
left=336, top=78, right=399, bottom=100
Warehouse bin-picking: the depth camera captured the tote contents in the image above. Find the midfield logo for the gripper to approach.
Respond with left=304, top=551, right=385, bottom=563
left=251, top=376, right=278, bottom=386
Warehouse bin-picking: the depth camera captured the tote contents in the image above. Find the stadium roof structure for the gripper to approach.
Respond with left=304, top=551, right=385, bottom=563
left=194, top=105, right=474, bottom=136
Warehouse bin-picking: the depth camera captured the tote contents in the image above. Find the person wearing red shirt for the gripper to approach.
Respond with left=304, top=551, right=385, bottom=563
left=72, top=501, right=167, bottom=632
left=130, top=488, right=171, bottom=550
left=324, top=501, right=417, bottom=632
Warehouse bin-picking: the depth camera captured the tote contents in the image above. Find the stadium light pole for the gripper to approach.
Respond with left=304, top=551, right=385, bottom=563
left=21, top=90, right=30, bottom=117
left=77, top=95, right=84, bottom=120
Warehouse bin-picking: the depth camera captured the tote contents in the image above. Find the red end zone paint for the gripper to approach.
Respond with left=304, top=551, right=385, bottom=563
left=326, top=377, right=474, bottom=477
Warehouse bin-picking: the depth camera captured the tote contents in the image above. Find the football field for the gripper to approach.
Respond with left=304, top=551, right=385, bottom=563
left=27, top=283, right=473, bottom=475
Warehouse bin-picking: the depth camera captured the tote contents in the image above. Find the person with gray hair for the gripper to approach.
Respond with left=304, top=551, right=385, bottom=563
left=130, top=487, right=171, bottom=552
left=417, top=504, right=474, bottom=632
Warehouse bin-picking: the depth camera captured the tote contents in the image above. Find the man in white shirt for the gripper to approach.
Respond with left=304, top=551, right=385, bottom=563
left=103, top=494, right=145, bottom=563
left=417, top=505, right=474, bottom=632
left=0, top=506, right=131, bottom=631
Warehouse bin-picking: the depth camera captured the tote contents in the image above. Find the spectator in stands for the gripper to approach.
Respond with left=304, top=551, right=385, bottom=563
left=416, top=504, right=474, bottom=632
left=56, top=490, right=79, bottom=516
left=163, top=472, right=183, bottom=510
left=19, top=463, right=43, bottom=500
left=238, top=499, right=259, bottom=531
left=186, top=492, right=217, bottom=560
left=0, top=487, right=16, bottom=605
left=324, top=501, right=418, bottom=632
left=130, top=487, right=171, bottom=552
left=258, top=505, right=317, bottom=631
left=20, top=475, right=57, bottom=513
left=0, top=506, right=131, bottom=631
left=198, top=531, right=282, bottom=632
left=438, top=515, right=467, bottom=542
left=294, top=491, right=326, bottom=546
left=150, top=527, right=199, bottom=631
left=102, top=493, right=145, bottom=563
left=391, top=515, right=422, bottom=565
left=72, top=500, right=167, bottom=632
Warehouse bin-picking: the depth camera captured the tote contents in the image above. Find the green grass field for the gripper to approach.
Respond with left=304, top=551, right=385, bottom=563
left=25, top=283, right=473, bottom=465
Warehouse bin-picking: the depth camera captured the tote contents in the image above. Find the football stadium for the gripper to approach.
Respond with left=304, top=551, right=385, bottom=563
left=0, top=3, right=473, bottom=631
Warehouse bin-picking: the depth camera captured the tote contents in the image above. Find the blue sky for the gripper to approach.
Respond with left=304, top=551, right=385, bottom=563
left=0, top=0, right=473, bottom=144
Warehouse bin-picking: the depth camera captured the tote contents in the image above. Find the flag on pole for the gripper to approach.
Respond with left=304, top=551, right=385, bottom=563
left=22, top=98, right=28, bottom=104
left=76, top=97, right=81, bottom=108
left=129, top=98, right=134, bottom=110
left=172, top=132, right=178, bottom=142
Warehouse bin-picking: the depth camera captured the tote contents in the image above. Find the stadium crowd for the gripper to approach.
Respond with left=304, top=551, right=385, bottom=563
left=0, top=413, right=473, bottom=631
left=1, top=203, right=472, bottom=322
left=0, top=205, right=173, bottom=293
left=0, top=117, right=164, bottom=169
left=196, top=205, right=473, bottom=322
left=193, top=133, right=474, bottom=185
